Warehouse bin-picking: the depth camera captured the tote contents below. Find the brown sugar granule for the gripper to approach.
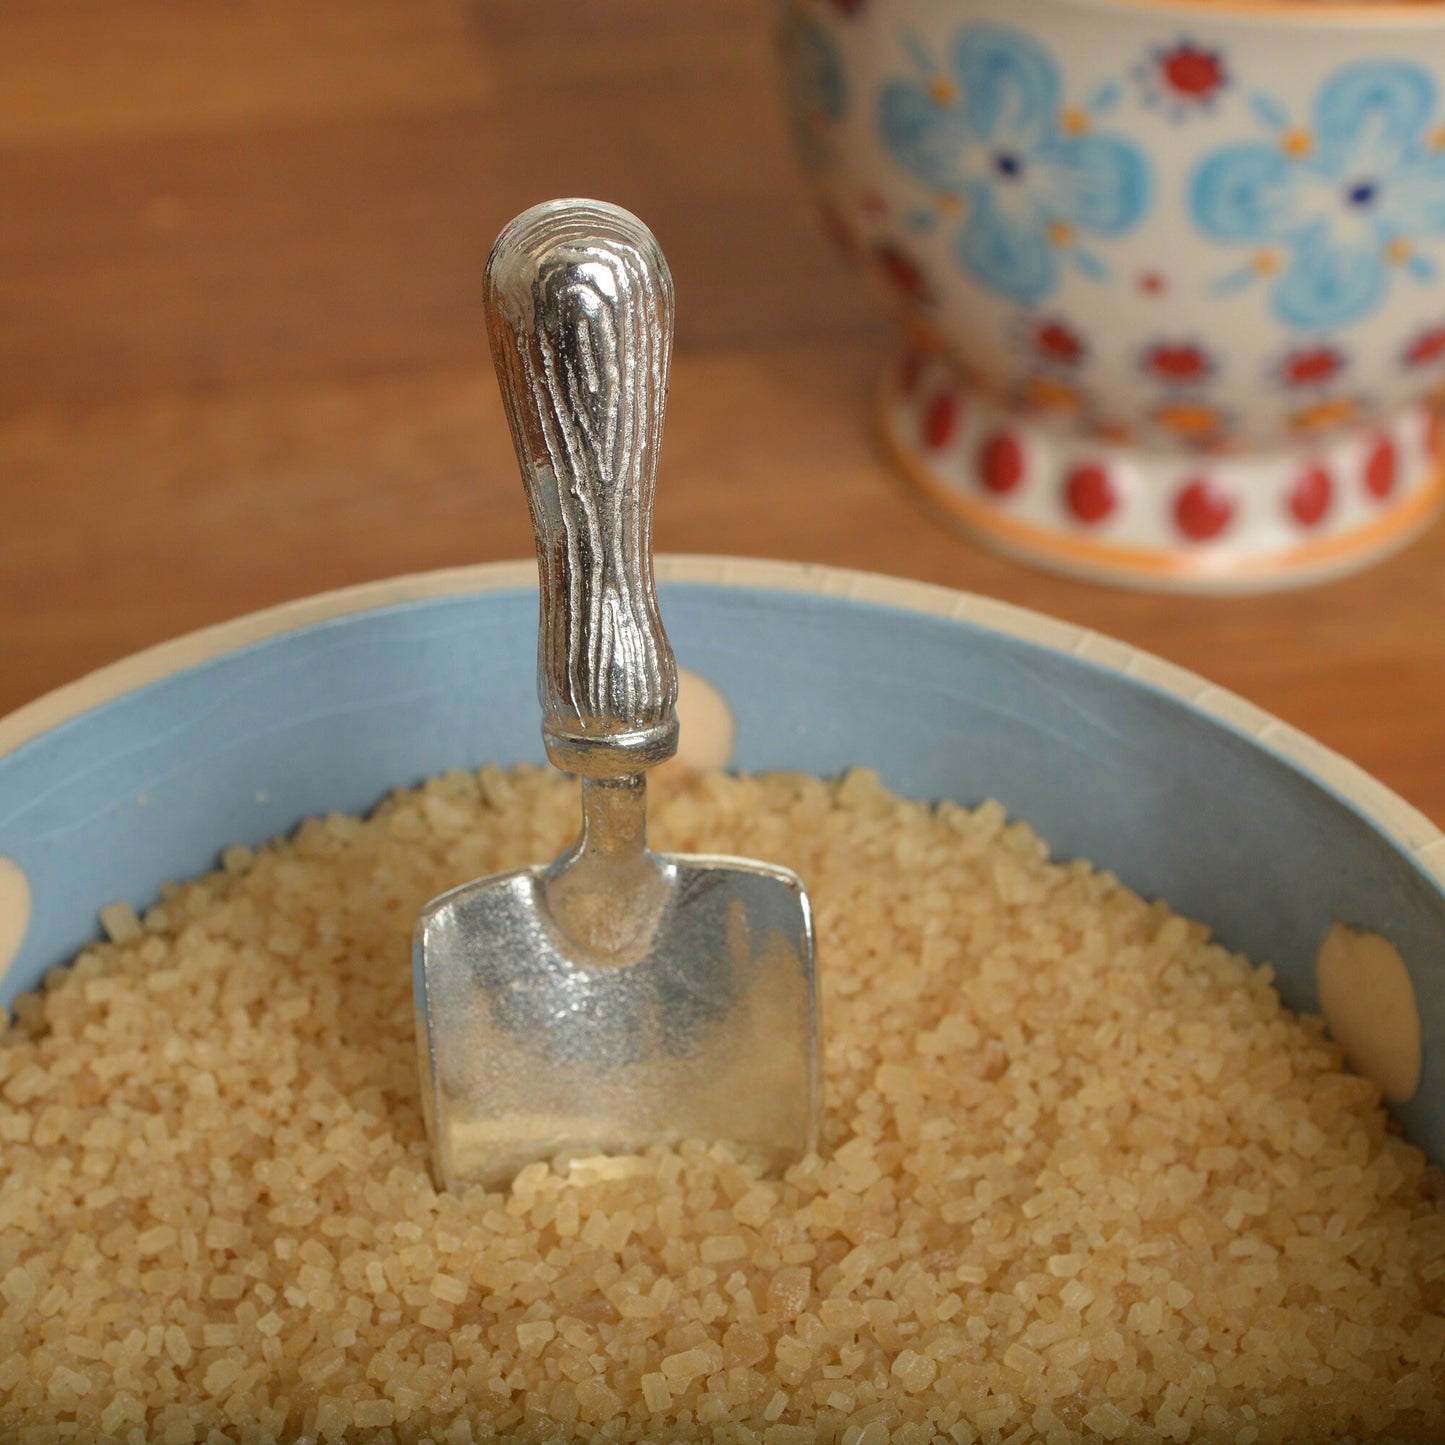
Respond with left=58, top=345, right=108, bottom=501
left=2, top=765, right=1442, bottom=1443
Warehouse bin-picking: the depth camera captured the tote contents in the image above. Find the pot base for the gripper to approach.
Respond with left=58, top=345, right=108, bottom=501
left=880, top=342, right=1445, bottom=593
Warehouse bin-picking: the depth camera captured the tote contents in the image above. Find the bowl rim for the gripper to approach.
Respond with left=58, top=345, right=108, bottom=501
left=2, top=556, right=1441, bottom=891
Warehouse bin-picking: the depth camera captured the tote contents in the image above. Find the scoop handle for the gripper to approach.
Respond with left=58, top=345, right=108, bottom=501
left=485, top=199, right=679, bottom=779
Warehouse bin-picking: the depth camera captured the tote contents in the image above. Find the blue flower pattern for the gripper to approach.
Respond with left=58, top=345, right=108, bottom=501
left=877, top=26, right=1151, bottom=304
left=1192, top=62, right=1445, bottom=329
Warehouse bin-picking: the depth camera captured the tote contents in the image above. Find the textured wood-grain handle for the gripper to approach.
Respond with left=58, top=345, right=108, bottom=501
left=485, top=199, right=679, bottom=778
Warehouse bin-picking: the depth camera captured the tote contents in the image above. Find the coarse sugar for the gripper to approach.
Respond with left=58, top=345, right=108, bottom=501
left=0, top=764, right=1442, bottom=1441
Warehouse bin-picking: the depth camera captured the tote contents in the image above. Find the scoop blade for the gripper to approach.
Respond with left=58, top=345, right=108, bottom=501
left=415, top=854, right=818, bottom=1192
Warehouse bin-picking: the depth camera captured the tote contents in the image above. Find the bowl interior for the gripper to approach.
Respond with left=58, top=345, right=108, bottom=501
left=2, top=563, right=1441, bottom=1160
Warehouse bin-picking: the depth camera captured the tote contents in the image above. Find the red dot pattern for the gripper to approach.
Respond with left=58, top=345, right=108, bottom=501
left=922, top=393, right=958, bottom=451
left=977, top=431, right=1025, bottom=494
left=1288, top=465, right=1332, bottom=528
left=1064, top=464, right=1117, bottom=525
left=1365, top=437, right=1397, bottom=500
left=1175, top=477, right=1234, bottom=542
left=896, top=369, right=1428, bottom=551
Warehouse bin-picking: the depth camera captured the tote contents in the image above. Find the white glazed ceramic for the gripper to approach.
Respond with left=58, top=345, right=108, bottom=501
left=777, top=0, right=1445, bottom=588
left=1, top=559, right=1442, bottom=1165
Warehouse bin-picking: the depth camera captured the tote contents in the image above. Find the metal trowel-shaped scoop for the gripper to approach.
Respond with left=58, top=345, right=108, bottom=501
left=414, top=199, right=820, bottom=1193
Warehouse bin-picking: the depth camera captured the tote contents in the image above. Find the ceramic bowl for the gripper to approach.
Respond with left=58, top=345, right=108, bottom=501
left=777, top=0, right=1445, bottom=589
left=1, top=558, right=1441, bottom=1165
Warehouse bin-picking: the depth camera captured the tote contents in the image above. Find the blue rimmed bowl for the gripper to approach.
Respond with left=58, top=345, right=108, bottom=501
left=1, top=558, right=1441, bottom=1159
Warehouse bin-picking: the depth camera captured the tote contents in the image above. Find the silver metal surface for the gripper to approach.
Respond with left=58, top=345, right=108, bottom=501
left=415, top=199, right=820, bottom=1194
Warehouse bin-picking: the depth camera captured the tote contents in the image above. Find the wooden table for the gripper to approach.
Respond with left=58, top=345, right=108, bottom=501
left=3, top=0, right=1442, bottom=828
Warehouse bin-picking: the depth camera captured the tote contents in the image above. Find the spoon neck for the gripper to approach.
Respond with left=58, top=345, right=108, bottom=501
left=577, top=774, right=651, bottom=862
left=543, top=774, right=667, bottom=960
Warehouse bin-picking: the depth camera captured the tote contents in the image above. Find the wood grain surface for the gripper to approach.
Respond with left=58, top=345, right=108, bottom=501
left=2, top=0, right=1442, bottom=826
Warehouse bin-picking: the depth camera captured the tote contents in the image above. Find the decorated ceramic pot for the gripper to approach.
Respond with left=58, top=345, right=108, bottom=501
left=777, top=0, right=1445, bottom=589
